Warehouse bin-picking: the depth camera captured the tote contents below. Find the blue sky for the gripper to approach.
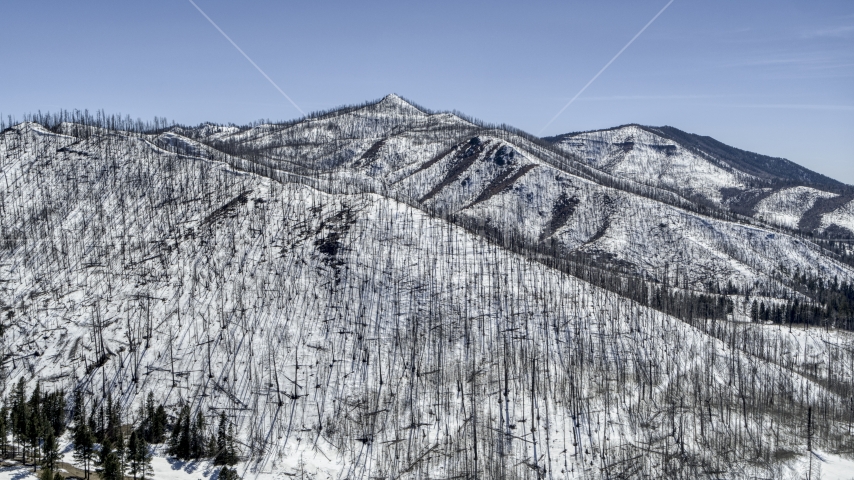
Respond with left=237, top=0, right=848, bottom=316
left=1, top=1, right=852, bottom=182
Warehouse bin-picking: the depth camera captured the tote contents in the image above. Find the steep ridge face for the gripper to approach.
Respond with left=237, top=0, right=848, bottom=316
left=2, top=100, right=854, bottom=479
left=546, top=124, right=853, bottom=236
left=754, top=186, right=838, bottom=229
left=184, top=96, right=853, bottom=293
left=545, top=125, right=748, bottom=204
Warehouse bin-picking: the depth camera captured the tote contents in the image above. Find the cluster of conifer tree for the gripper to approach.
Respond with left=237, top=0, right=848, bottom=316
left=0, top=379, right=65, bottom=479
left=813, top=236, right=854, bottom=267
left=1, top=383, right=241, bottom=480
left=69, top=389, right=154, bottom=480
left=491, top=218, right=854, bottom=333
left=168, top=407, right=239, bottom=467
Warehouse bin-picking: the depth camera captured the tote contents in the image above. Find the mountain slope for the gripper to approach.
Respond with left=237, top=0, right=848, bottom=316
left=2, top=100, right=854, bottom=479
left=545, top=124, right=853, bottom=235
left=180, top=97, right=853, bottom=294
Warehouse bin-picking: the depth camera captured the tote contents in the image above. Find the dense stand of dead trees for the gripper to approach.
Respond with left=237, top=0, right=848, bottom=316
left=1, top=108, right=853, bottom=479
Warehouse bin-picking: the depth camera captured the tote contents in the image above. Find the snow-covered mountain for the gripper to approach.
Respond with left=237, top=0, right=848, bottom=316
left=171, top=96, right=852, bottom=292
left=2, top=96, right=854, bottom=479
left=546, top=124, right=854, bottom=235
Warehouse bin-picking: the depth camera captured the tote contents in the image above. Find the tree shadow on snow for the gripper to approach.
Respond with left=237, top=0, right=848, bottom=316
left=167, top=457, right=205, bottom=475
left=1, top=465, right=33, bottom=480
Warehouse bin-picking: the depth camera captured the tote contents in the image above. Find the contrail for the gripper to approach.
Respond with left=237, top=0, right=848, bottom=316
left=539, top=0, right=675, bottom=135
left=187, top=0, right=305, bottom=115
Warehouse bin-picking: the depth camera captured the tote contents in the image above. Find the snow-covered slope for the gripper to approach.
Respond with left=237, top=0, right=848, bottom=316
left=3, top=100, right=854, bottom=479
left=822, top=198, right=854, bottom=234
left=548, top=124, right=746, bottom=203
left=184, top=97, right=853, bottom=291
left=755, top=186, right=838, bottom=229
left=547, top=124, right=852, bottom=235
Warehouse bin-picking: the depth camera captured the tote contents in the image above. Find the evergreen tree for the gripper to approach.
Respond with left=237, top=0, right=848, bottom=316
left=127, top=430, right=141, bottom=480
left=27, top=382, right=44, bottom=472
left=101, top=449, right=123, bottom=480
left=206, top=433, right=218, bottom=461
left=152, top=404, right=167, bottom=443
left=138, top=435, right=152, bottom=480
left=191, top=410, right=206, bottom=458
left=180, top=408, right=191, bottom=459
left=143, top=392, right=155, bottom=441
left=98, top=438, right=122, bottom=480
left=73, top=420, right=95, bottom=480
left=42, top=429, right=61, bottom=473
left=11, top=378, right=27, bottom=463
left=219, top=466, right=242, bottom=480
left=88, top=404, right=100, bottom=444
left=72, top=389, right=85, bottom=430
left=214, top=411, right=228, bottom=465
left=226, top=422, right=238, bottom=465
left=215, top=413, right=238, bottom=466
left=0, top=403, right=8, bottom=458
left=169, top=405, right=192, bottom=459
left=96, top=438, right=113, bottom=472
left=113, top=423, right=125, bottom=475
left=42, top=390, right=66, bottom=438
left=105, top=392, right=120, bottom=443
left=38, top=467, right=55, bottom=480
left=140, top=393, right=166, bottom=444
left=127, top=430, right=152, bottom=480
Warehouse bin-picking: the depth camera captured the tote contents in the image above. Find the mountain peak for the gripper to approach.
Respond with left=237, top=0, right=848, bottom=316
left=373, top=93, right=425, bottom=115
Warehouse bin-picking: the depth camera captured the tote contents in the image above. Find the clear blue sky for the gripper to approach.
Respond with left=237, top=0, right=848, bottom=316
left=1, top=1, right=852, bottom=183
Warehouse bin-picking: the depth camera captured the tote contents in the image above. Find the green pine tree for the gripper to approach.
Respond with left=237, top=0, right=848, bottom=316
left=179, top=407, right=191, bottom=459
left=214, top=412, right=228, bottom=465
left=38, top=466, right=55, bottom=480
left=73, top=420, right=95, bottom=480
left=42, top=430, right=61, bottom=472
left=153, top=404, right=167, bottom=443
left=11, top=378, right=28, bottom=464
left=191, top=410, right=206, bottom=458
left=102, top=450, right=122, bottom=480
left=99, top=438, right=122, bottom=480
left=226, top=423, right=238, bottom=465
left=169, top=405, right=189, bottom=457
left=219, top=466, right=242, bottom=480
left=72, top=390, right=85, bottom=429
left=27, top=383, right=45, bottom=472
left=0, top=403, right=8, bottom=458
left=96, top=438, right=113, bottom=472
left=127, top=430, right=141, bottom=480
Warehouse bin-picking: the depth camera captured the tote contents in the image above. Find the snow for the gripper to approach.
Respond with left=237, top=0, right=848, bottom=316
left=552, top=125, right=747, bottom=203
left=3, top=97, right=854, bottom=479
left=754, top=185, right=837, bottom=229
left=550, top=125, right=854, bottom=236
left=821, top=198, right=854, bottom=233
left=0, top=464, right=31, bottom=480
left=814, top=450, right=854, bottom=480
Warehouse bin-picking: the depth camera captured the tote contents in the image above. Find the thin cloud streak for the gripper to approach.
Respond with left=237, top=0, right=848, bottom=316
left=539, top=0, right=675, bottom=135
left=570, top=93, right=750, bottom=101
left=726, top=104, right=854, bottom=111
left=187, top=0, right=304, bottom=115
left=802, top=25, right=854, bottom=39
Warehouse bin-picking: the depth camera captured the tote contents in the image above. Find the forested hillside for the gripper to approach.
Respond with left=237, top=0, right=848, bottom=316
left=1, top=96, right=854, bottom=479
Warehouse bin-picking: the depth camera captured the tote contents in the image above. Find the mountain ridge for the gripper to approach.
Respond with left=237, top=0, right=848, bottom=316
left=544, top=122, right=850, bottom=192
left=2, top=96, right=854, bottom=479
